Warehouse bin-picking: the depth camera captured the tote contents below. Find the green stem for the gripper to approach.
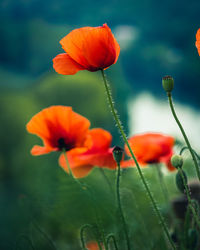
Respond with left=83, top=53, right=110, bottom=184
left=155, top=164, right=169, bottom=203
left=116, top=162, right=130, bottom=250
left=101, top=70, right=176, bottom=250
left=167, top=93, right=200, bottom=181
left=62, top=149, right=74, bottom=178
left=180, top=146, right=200, bottom=162
left=62, top=151, right=108, bottom=250
left=99, top=168, right=114, bottom=194
left=106, top=234, right=119, bottom=250
left=80, top=224, right=102, bottom=250
left=178, top=167, right=200, bottom=230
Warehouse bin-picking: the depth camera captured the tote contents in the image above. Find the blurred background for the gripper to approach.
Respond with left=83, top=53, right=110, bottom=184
left=0, top=0, right=200, bottom=249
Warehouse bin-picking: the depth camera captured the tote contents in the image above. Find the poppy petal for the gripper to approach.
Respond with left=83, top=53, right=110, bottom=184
left=59, top=151, right=93, bottom=178
left=31, top=145, right=54, bottom=155
left=60, top=24, right=120, bottom=70
left=87, top=128, right=112, bottom=152
left=82, top=24, right=119, bottom=69
left=125, top=133, right=175, bottom=169
left=53, top=53, right=84, bottom=75
left=26, top=106, right=91, bottom=153
left=60, top=27, right=93, bottom=68
left=196, top=28, right=200, bottom=56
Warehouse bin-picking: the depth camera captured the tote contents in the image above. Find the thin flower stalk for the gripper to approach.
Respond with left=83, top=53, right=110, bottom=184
left=167, top=93, right=200, bottom=181
left=116, top=160, right=130, bottom=250
left=80, top=224, right=102, bottom=250
left=177, top=167, right=200, bottom=230
left=155, top=164, right=169, bottom=203
left=101, top=69, right=176, bottom=250
left=180, top=146, right=200, bottom=163
left=99, top=168, right=114, bottom=194
left=106, top=234, right=119, bottom=250
left=63, top=152, right=108, bottom=250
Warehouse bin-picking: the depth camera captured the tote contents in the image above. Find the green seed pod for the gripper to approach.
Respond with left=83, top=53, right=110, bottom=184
left=176, top=170, right=187, bottom=193
left=187, top=228, right=198, bottom=249
left=162, top=76, right=174, bottom=92
left=112, top=146, right=124, bottom=164
left=171, top=154, right=183, bottom=169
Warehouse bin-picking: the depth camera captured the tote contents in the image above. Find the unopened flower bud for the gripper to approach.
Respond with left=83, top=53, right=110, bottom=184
left=112, top=146, right=124, bottom=164
left=171, top=154, right=183, bottom=169
left=162, top=76, right=174, bottom=92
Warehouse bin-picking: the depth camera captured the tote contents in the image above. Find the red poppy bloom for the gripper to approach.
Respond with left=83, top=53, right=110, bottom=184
left=196, top=28, right=200, bottom=56
left=53, top=24, right=120, bottom=75
left=123, top=133, right=175, bottom=171
left=59, top=128, right=117, bottom=178
left=26, top=106, right=91, bottom=156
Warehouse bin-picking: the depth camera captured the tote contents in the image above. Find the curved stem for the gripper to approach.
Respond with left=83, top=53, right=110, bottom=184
left=180, top=146, right=200, bottom=162
left=106, top=234, right=119, bottom=250
left=167, top=93, right=200, bottom=181
left=80, top=224, right=102, bottom=250
left=178, top=167, right=200, bottom=230
left=101, top=70, right=176, bottom=250
left=116, top=162, right=130, bottom=250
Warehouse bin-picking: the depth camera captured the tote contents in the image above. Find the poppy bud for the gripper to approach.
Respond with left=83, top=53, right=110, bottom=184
left=171, top=155, right=183, bottom=169
left=162, top=76, right=174, bottom=92
left=176, top=170, right=187, bottom=193
left=112, top=146, right=124, bottom=164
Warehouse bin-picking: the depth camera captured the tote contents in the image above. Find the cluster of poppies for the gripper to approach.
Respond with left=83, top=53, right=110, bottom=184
left=26, top=24, right=200, bottom=178
left=26, top=105, right=175, bottom=178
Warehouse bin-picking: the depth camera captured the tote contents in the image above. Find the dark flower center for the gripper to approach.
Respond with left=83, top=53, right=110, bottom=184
left=57, top=138, right=74, bottom=151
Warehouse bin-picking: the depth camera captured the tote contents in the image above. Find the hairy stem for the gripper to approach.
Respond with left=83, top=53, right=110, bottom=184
left=101, top=70, right=176, bottom=250
left=178, top=167, right=200, bottom=230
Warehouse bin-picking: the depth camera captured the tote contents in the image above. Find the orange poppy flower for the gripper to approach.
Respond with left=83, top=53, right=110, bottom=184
left=122, top=133, right=175, bottom=171
left=59, top=128, right=117, bottom=178
left=53, top=24, right=120, bottom=75
left=26, top=106, right=91, bottom=156
left=196, top=28, right=200, bottom=56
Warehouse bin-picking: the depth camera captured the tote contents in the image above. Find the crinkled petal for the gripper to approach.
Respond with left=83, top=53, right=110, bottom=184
left=60, top=24, right=120, bottom=71
left=26, top=106, right=91, bottom=153
left=53, top=53, right=84, bottom=75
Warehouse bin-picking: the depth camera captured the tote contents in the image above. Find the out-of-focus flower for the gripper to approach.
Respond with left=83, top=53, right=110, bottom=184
left=86, top=241, right=102, bottom=250
left=26, top=106, right=91, bottom=155
left=122, top=133, right=175, bottom=171
left=196, top=28, right=200, bottom=56
left=26, top=106, right=116, bottom=178
left=59, top=128, right=117, bottom=178
left=53, top=24, right=120, bottom=75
